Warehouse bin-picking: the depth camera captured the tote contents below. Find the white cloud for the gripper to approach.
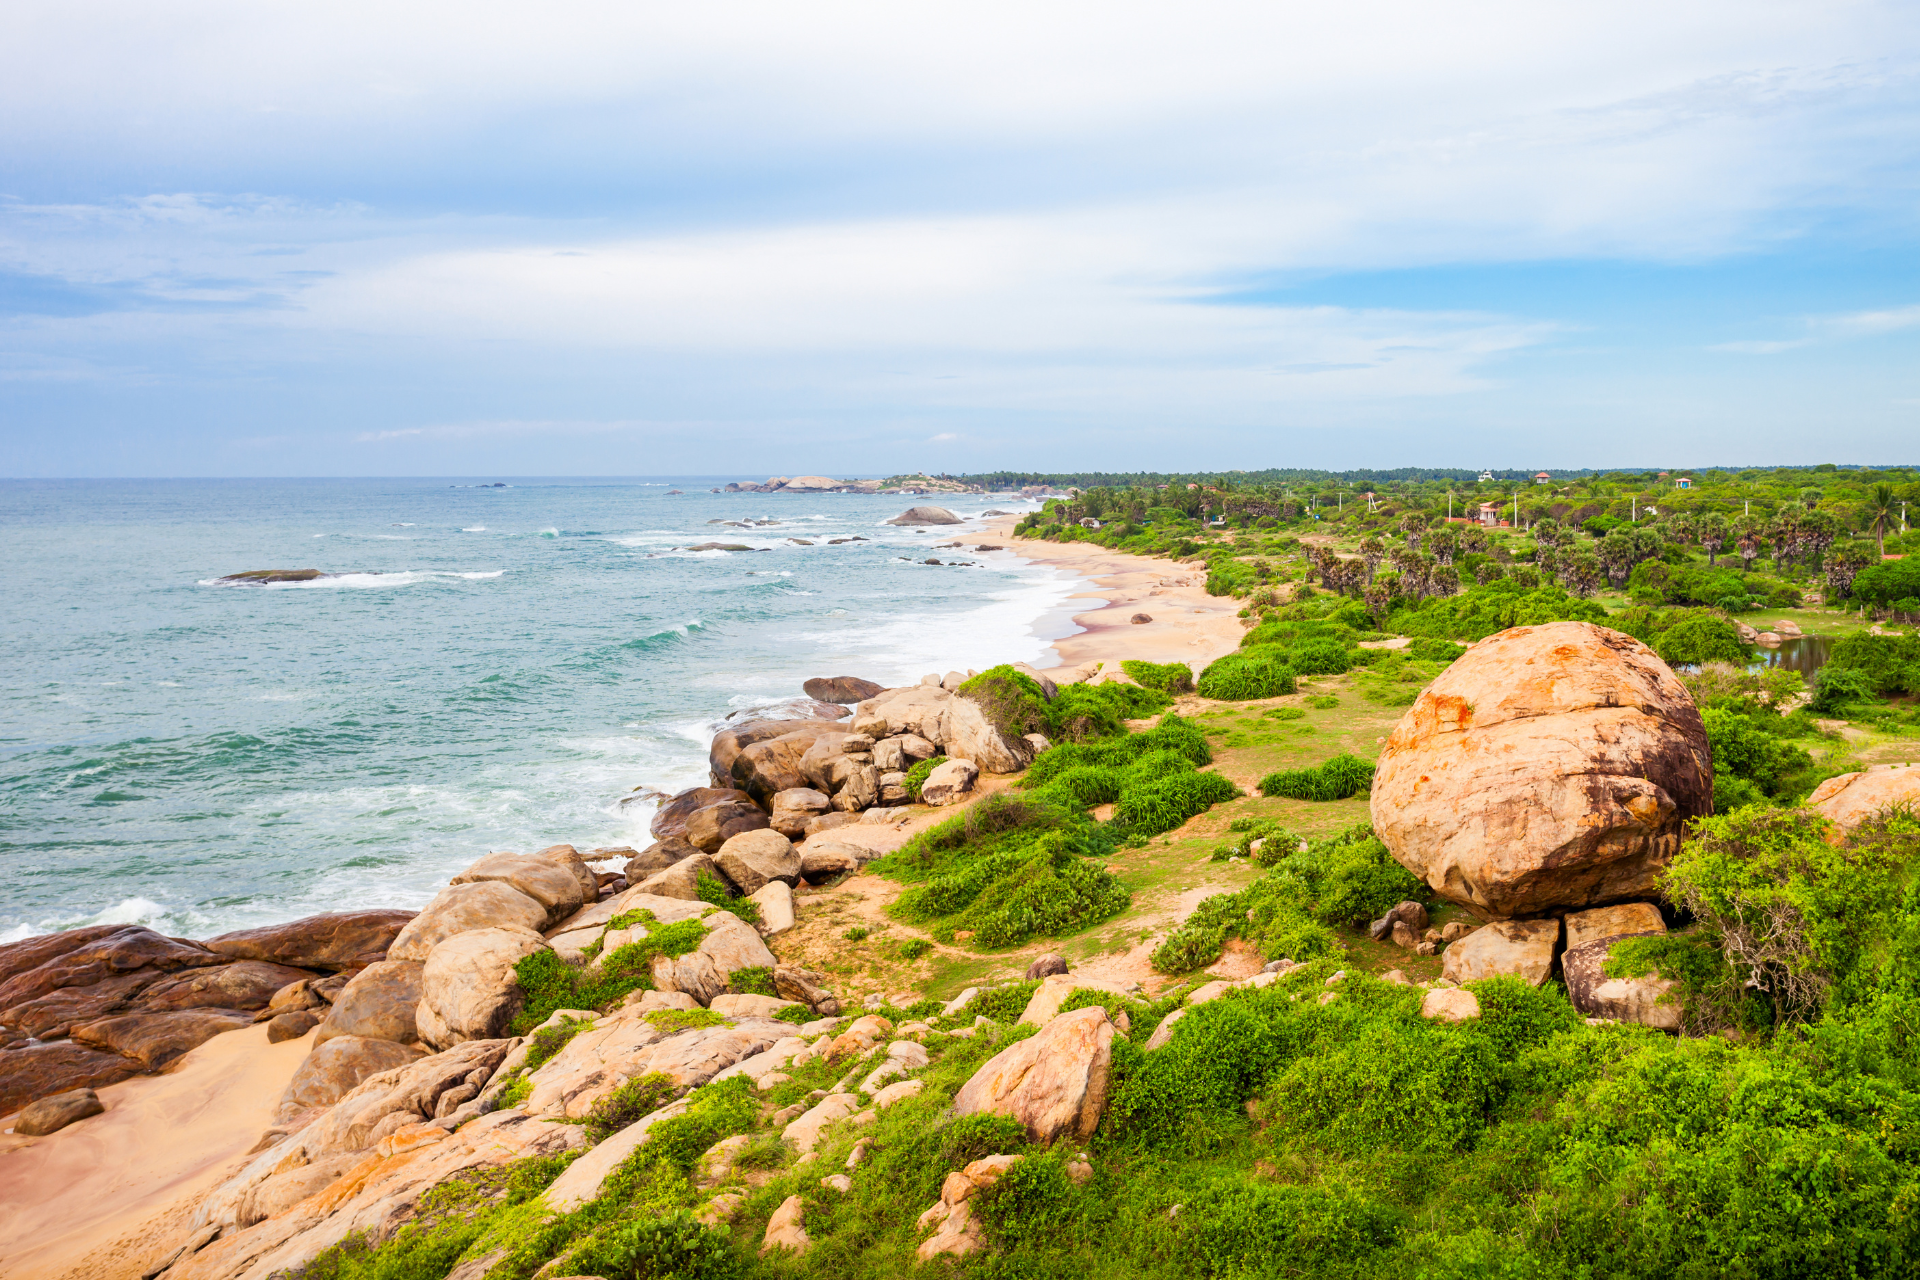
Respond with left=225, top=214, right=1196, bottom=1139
left=1715, top=303, right=1920, bottom=353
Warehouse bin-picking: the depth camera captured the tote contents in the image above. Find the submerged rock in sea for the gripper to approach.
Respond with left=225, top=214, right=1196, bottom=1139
left=213, top=569, right=334, bottom=584
left=887, top=506, right=962, bottom=526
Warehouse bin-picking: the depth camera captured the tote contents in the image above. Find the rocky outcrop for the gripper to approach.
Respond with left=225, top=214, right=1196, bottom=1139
left=888, top=506, right=962, bottom=525
left=449, top=853, right=590, bottom=929
left=768, top=787, right=831, bottom=838
left=952, top=1005, right=1114, bottom=1142
left=203, top=910, right=416, bottom=971
left=388, top=882, right=549, bottom=962
left=313, top=960, right=425, bottom=1046
left=730, top=726, right=848, bottom=807
left=1371, top=621, right=1712, bottom=918
left=1563, top=902, right=1665, bottom=951
left=635, top=852, right=728, bottom=900
left=920, top=758, right=979, bottom=806
left=415, top=927, right=549, bottom=1049
left=1807, top=764, right=1920, bottom=829
left=278, top=1034, right=428, bottom=1117
left=803, top=676, right=885, bottom=704
left=1440, top=918, right=1561, bottom=986
left=649, top=912, right=778, bottom=1006
left=0, top=1043, right=138, bottom=1117
left=71, top=1007, right=258, bottom=1069
left=943, top=695, right=1037, bottom=773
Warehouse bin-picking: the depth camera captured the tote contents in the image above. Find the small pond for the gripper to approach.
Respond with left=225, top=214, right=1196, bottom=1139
left=1750, top=634, right=1834, bottom=679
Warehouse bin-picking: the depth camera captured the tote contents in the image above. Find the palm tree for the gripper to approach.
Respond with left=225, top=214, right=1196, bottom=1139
left=1697, top=512, right=1729, bottom=566
left=1864, top=483, right=1898, bottom=557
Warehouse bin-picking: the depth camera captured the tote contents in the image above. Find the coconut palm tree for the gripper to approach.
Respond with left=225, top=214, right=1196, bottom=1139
left=1864, top=482, right=1898, bottom=557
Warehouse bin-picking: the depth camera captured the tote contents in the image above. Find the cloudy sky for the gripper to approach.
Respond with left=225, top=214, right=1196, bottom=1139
left=4, top=1, right=1919, bottom=476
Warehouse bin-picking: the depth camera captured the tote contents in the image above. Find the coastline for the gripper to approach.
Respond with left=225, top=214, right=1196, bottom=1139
left=973, top=516, right=1245, bottom=676
left=0, top=511, right=1246, bottom=1280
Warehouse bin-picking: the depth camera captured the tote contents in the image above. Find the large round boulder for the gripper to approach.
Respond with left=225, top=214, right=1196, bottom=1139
left=887, top=506, right=961, bottom=525
left=1370, top=621, right=1712, bottom=919
left=803, top=676, right=886, bottom=704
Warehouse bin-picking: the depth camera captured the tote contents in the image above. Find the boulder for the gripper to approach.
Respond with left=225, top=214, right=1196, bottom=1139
left=783, top=1093, right=860, bottom=1152
left=13, top=1087, right=105, bottom=1136
left=0, top=924, right=136, bottom=985
left=854, top=686, right=952, bottom=745
left=920, top=758, right=979, bottom=806
left=685, top=797, right=772, bottom=852
left=1370, top=621, right=1712, bottom=918
left=799, top=844, right=861, bottom=881
left=714, top=829, right=802, bottom=894
left=709, top=993, right=800, bottom=1018
left=774, top=967, right=838, bottom=1014
left=1440, top=918, right=1561, bottom=987
left=450, top=853, right=589, bottom=928
left=533, top=844, right=600, bottom=902
left=622, top=841, right=685, bottom=881
left=831, top=763, right=879, bottom=811
left=0, top=1042, right=139, bottom=1117
left=731, top=726, right=848, bottom=807
left=944, top=696, right=1036, bottom=774
left=0, top=969, right=167, bottom=1040
left=1420, top=988, right=1482, bottom=1022
left=651, top=785, right=766, bottom=848
left=1368, top=901, right=1430, bottom=943
left=872, top=738, right=906, bottom=772
left=202, top=911, right=416, bottom=972
left=1025, top=954, right=1069, bottom=980
left=1562, top=934, right=1682, bottom=1030
left=769, top=787, right=832, bottom=838
left=762, top=1195, right=812, bottom=1255
left=1142, top=1008, right=1186, bottom=1051
left=416, top=927, right=550, bottom=1049
left=313, top=960, right=426, bottom=1045
left=708, top=723, right=828, bottom=791
left=749, top=880, right=796, bottom=935
left=277, top=1034, right=428, bottom=1115
left=70, top=1008, right=257, bottom=1070
left=1564, top=902, right=1666, bottom=952
left=797, top=733, right=857, bottom=792
left=803, top=676, right=886, bottom=704
left=1018, top=975, right=1133, bottom=1026
left=387, top=882, right=550, bottom=962
left=268, top=1009, right=323, bottom=1043
left=1130, top=613, right=1152, bottom=624
left=887, top=506, right=962, bottom=525
left=803, top=812, right=859, bottom=838
left=650, top=913, right=778, bottom=1006
left=1807, top=765, right=1920, bottom=829
left=954, top=1005, right=1114, bottom=1142
left=636, top=852, right=729, bottom=901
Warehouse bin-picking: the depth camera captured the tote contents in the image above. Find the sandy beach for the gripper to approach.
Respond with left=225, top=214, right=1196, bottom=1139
left=0, top=524, right=1231, bottom=1280
left=973, top=516, right=1246, bottom=676
left=0, top=1024, right=313, bottom=1280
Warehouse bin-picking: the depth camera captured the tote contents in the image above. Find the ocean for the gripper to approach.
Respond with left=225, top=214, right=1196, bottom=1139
left=0, top=478, right=1077, bottom=943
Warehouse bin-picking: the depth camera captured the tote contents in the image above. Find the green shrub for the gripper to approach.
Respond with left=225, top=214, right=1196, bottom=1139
left=773, top=1004, right=813, bottom=1024
left=903, top=755, right=947, bottom=801
left=893, top=829, right=1132, bottom=947
left=898, top=938, right=931, bottom=960
left=1654, top=616, right=1749, bottom=666
left=1384, top=578, right=1608, bottom=640
left=1122, top=659, right=1196, bottom=694
left=726, top=965, right=775, bottom=997
left=1197, top=650, right=1298, bottom=700
left=1186, top=1178, right=1400, bottom=1277
left=958, top=980, right=1040, bottom=1023
left=1810, top=662, right=1881, bottom=713
left=938, top=1112, right=1029, bottom=1165
left=1287, top=640, right=1352, bottom=674
left=843, top=925, right=869, bottom=941
left=956, top=664, right=1053, bottom=739
left=582, top=1071, right=679, bottom=1143
left=1263, top=705, right=1306, bottom=720
left=693, top=870, right=759, bottom=924
left=1112, top=770, right=1240, bottom=836
left=561, top=1211, right=741, bottom=1280
left=1408, top=636, right=1467, bottom=663
left=525, top=1014, right=593, bottom=1072
left=1259, top=753, right=1375, bottom=801
left=511, top=917, right=709, bottom=1032
left=1020, top=714, right=1212, bottom=787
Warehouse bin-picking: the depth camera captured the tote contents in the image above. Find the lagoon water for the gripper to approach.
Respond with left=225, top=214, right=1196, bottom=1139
left=0, top=479, right=1071, bottom=943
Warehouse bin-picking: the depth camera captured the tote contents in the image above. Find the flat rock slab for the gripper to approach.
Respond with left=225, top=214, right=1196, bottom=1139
left=1808, top=764, right=1920, bottom=829
left=204, top=910, right=417, bottom=972
left=0, top=1043, right=138, bottom=1118
left=1440, top=918, right=1561, bottom=987
left=70, top=1007, right=258, bottom=1070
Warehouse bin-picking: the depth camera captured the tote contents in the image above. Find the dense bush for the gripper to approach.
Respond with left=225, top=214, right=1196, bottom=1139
left=1825, top=632, right=1920, bottom=696
left=1021, top=715, right=1211, bottom=788
left=1111, top=770, right=1240, bottom=836
left=1701, top=706, right=1818, bottom=808
left=902, top=754, right=946, bottom=801
left=512, top=914, right=710, bottom=1032
left=1196, top=650, right=1298, bottom=700
left=1652, top=615, right=1749, bottom=666
left=1849, top=557, right=1920, bottom=609
left=1121, top=659, right=1196, bottom=694
left=1384, top=579, right=1608, bottom=640
left=1407, top=636, right=1466, bottom=664
left=1258, top=752, right=1375, bottom=801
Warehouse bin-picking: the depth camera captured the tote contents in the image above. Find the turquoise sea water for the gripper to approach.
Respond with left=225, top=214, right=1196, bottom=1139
left=0, top=478, right=1072, bottom=942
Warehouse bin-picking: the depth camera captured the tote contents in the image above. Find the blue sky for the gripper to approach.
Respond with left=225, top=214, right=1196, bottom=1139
left=3, top=1, right=1919, bottom=477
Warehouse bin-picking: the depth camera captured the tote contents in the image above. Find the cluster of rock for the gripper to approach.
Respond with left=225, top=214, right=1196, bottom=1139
left=0, top=911, right=412, bottom=1119
left=1369, top=621, right=1711, bottom=1028
left=722, top=476, right=884, bottom=494
left=638, top=667, right=1059, bottom=887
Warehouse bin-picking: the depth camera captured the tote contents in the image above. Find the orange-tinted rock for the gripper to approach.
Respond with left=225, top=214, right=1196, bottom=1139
left=1371, top=621, right=1711, bottom=918
left=0, top=1042, right=139, bottom=1117
left=1807, top=765, right=1920, bottom=830
left=952, top=1005, right=1113, bottom=1142
left=203, top=910, right=416, bottom=972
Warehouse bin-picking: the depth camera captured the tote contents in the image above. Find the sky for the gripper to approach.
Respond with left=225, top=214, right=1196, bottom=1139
left=3, top=1, right=1919, bottom=477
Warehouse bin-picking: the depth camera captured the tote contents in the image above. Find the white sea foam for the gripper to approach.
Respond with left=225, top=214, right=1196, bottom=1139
left=199, top=569, right=505, bottom=589
left=463, top=526, right=487, bottom=532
